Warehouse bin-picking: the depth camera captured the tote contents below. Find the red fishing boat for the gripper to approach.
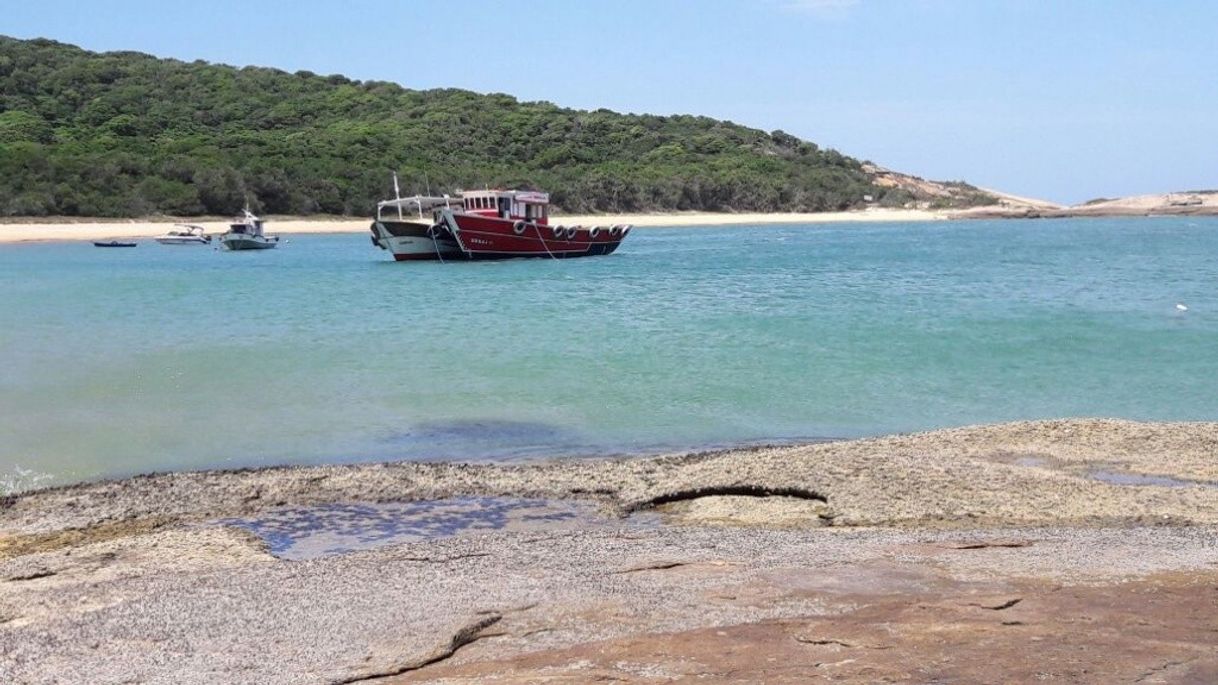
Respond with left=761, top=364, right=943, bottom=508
left=370, top=186, right=631, bottom=261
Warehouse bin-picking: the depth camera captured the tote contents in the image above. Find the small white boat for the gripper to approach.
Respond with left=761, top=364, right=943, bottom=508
left=155, top=224, right=211, bottom=245
left=220, top=209, right=279, bottom=251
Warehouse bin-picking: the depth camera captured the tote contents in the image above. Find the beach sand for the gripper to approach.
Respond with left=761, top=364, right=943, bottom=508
left=0, top=208, right=947, bottom=244
left=4, top=191, right=1216, bottom=244
left=3, top=419, right=1218, bottom=683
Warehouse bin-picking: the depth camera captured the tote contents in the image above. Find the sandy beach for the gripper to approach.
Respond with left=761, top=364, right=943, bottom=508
left=3, top=419, right=1218, bottom=683
left=0, top=208, right=949, bottom=244
left=5, top=192, right=1217, bottom=244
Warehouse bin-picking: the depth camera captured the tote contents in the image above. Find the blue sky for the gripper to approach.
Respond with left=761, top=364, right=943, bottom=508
left=5, top=0, right=1216, bottom=204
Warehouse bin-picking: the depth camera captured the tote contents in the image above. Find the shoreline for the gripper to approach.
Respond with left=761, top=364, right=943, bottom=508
left=3, top=204, right=1217, bottom=244
left=0, top=208, right=948, bottom=244
left=7, top=417, right=1218, bottom=533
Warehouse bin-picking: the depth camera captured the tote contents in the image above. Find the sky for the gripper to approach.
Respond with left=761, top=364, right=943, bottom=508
left=4, top=0, right=1216, bottom=204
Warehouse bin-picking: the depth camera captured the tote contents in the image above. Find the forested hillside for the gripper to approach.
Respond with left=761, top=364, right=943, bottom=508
left=0, top=36, right=992, bottom=217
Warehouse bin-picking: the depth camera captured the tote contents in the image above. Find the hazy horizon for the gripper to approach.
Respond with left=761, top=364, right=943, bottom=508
left=5, top=0, right=1216, bottom=205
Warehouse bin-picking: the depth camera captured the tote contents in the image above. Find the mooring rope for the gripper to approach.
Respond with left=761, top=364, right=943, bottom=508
left=535, top=223, right=558, bottom=260
left=429, top=225, right=446, bottom=263
left=431, top=234, right=445, bottom=263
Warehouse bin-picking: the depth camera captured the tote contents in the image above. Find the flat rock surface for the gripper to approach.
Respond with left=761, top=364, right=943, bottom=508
left=386, top=569, right=1218, bottom=684
left=3, top=524, right=1216, bottom=684
left=3, top=419, right=1218, bottom=683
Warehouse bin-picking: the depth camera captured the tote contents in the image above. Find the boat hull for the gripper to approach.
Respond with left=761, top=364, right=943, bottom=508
left=441, top=211, right=628, bottom=260
left=370, top=220, right=460, bottom=260
left=156, top=237, right=210, bottom=245
left=221, top=235, right=278, bottom=250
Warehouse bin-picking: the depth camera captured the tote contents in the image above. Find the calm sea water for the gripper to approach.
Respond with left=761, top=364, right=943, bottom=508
left=2, top=218, right=1217, bottom=491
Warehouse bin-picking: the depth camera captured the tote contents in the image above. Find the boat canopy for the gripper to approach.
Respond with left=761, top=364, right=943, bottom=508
left=374, top=189, right=549, bottom=221
left=460, top=189, right=549, bottom=205
left=377, top=195, right=453, bottom=219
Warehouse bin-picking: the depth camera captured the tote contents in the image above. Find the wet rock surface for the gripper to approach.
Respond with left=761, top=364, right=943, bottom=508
left=219, top=497, right=659, bottom=560
left=7, top=418, right=1218, bottom=539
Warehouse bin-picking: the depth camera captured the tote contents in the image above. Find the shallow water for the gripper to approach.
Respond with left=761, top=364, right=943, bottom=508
left=3, top=217, right=1218, bottom=489
left=219, top=497, right=654, bottom=560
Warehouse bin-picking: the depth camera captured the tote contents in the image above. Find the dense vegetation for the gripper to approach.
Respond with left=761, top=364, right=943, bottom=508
left=0, top=36, right=978, bottom=217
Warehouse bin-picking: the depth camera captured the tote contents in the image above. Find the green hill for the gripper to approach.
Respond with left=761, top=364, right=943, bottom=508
left=0, top=36, right=993, bottom=217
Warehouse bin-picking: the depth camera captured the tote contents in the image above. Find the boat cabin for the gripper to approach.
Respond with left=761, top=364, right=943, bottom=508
left=229, top=209, right=265, bottom=236
left=461, top=190, right=550, bottom=224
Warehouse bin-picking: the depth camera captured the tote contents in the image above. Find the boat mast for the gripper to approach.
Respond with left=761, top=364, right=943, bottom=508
left=392, top=173, right=404, bottom=220
left=422, top=171, right=432, bottom=219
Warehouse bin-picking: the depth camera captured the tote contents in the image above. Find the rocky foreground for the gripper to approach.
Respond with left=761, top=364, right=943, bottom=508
left=3, top=419, right=1218, bottom=683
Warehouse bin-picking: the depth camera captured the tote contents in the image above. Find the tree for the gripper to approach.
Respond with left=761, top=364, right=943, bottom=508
left=194, top=167, right=246, bottom=214
left=0, top=35, right=996, bottom=217
left=0, top=110, right=52, bottom=144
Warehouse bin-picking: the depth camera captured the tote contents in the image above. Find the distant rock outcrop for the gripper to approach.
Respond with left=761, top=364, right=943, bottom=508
left=949, top=189, right=1218, bottom=220
left=861, top=164, right=998, bottom=209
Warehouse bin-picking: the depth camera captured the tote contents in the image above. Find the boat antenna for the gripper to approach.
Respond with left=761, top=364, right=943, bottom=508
left=392, top=172, right=403, bottom=220
left=423, top=170, right=431, bottom=197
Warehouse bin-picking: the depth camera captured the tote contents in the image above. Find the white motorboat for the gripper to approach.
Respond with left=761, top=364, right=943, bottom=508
left=369, top=194, right=460, bottom=261
left=220, top=209, right=279, bottom=250
left=155, top=224, right=211, bottom=245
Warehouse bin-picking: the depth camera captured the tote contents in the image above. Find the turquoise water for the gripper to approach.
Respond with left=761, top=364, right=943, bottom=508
left=2, top=218, right=1217, bottom=491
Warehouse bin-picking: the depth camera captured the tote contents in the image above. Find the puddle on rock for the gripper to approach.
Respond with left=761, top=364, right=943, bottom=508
left=1087, top=469, right=1218, bottom=489
left=218, top=497, right=657, bottom=560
